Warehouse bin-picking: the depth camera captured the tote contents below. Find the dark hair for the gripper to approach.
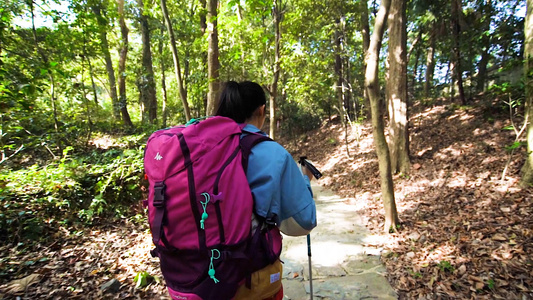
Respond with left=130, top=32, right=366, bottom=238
left=215, top=81, right=266, bottom=123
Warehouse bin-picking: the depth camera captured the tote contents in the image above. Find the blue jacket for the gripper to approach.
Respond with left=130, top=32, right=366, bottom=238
left=242, top=124, right=317, bottom=236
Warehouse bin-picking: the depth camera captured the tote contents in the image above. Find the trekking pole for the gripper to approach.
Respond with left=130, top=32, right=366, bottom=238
left=298, top=157, right=322, bottom=300
left=307, top=234, right=313, bottom=300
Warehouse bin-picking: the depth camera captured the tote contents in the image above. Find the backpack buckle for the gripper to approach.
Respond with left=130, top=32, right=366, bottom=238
left=153, top=181, right=166, bottom=208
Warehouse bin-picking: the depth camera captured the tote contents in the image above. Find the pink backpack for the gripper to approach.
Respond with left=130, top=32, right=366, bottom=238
left=144, top=116, right=282, bottom=300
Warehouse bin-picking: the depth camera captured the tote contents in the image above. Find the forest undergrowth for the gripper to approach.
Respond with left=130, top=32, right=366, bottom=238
left=286, top=96, right=533, bottom=299
left=1, top=96, right=532, bottom=299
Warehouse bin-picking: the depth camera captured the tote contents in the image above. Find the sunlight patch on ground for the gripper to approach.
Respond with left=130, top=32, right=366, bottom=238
left=283, top=241, right=367, bottom=267
left=89, top=134, right=128, bottom=149
left=321, top=153, right=345, bottom=172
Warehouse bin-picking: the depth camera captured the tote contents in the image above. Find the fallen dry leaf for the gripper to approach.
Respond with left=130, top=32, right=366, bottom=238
left=3, top=274, right=40, bottom=294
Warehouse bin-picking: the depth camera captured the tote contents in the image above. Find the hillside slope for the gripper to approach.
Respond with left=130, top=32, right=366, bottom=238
left=281, top=98, right=533, bottom=299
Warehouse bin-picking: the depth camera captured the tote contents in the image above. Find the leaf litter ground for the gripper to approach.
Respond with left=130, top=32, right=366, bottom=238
left=1, top=97, right=532, bottom=299
left=285, top=98, right=533, bottom=299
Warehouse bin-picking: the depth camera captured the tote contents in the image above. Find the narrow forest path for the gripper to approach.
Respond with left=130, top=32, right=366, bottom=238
left=280, top=182, right=397, bottom=300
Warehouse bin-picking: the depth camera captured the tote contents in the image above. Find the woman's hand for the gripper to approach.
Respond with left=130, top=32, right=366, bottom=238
left=302, top=165, right=315, bottom=181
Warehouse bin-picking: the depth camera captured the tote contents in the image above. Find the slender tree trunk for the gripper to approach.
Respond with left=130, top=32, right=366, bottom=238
left=87, top=58, right=98, bottom=105
left=137, top=0, right=158, bottom=124
left=269, top=0, right=282, bottom=139
left=199, top=0, right=207, bottom=34
left=424, top=25, right=436, bottom=98
left=117, top=0, right=133, bottom=127
left=411, top=47, right=420, bottom=94
left=451, top=0, right=466, bottom=104
left=159, top=28, right=169, bottom=128
left=161, top=0, right=191, bottom=121
left=81, top=55, right=93, bottom=143
left=30, top=0, right=59, bottom=131
left=91, top=3, right=120, bottom=120
left=407, top=30, right=421, bottom=64
left=339, top=16, right=351, bottom=119
left=476, top=1, right=493, bottom=94
left=237, top=3, right=247, bottom=79
left=364, top=0, right=400, bottom=233
left=387, top=0, right=410, bottom=175
left=521, top=0, right=533, bottom=186
left=206, top=0, right=220, bottom=116
left=477, top=46, right=491, bottom=94
left=80, top=13, right=93, bottom=141
left=361, top=0, right=370, bottom=118
left=335, top=19, right=350, bottom=157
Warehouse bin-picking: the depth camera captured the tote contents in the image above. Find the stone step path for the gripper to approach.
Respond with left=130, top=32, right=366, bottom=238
left=280, top=183, right=397, bottom=300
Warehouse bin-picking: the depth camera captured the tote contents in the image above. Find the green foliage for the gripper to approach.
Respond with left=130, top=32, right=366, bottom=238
left=504, top=141, right=526, bottom=152
left=437, top=260, right=455, bottom=273
left=487, top=278, right=495, bottom=290
left=134, top=271, right=155, bottom=289
left=279, top=100, right=321, bottom=136
left=408, top=268, right=422, bottom=278
left=0, top=141, right=146, bottom=243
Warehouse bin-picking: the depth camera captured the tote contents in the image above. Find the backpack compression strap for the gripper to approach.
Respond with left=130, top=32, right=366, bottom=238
left=240, top=132, right=273, bottom=173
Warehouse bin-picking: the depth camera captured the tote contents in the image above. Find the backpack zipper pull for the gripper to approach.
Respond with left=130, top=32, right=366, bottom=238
left=200, top=193, right=210, bottom=230
left=208, top=249, right=220, bottom=283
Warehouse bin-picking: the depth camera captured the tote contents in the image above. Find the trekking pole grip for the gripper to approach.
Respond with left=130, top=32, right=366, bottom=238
left=299, top=156, right=322, bottom=180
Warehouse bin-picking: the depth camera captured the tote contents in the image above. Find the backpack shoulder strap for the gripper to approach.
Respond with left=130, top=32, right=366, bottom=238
left=240, top=131, right=272, bottom=174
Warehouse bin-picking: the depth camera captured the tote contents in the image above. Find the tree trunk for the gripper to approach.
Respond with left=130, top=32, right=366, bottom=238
left=411, top=46, right=420, bottom=95
left=361, top=0, right=370, bottom=118
left=87, top=58, right=98, bottom=105
left=451, top=0, right=466, bottom=105
left=269, top=0, right=282, bottom=139
left=137, top=0, right=158, bottom=124
left=387, top=0, right=410, bottom=175
left=91, top=3, right=120, bottom=120
left=161, top=0, right=191, bottom=121
left=80, top=55, right=93, bottom=142
left=407, top=30, right=421, bottom=65
left=30, top=0, right=59, bottom=132
left=339, top=17, right=351, bottom=119
left=364, top=0, right=400, bottom=232
left=206, top=0, right=220, bottom=116
left=237, top=3, right=247, bottom=79
left=199, top=0, right=207, bottom=34
left=159, top=28, right=169, bottom=128
left=117, top=0, right=133, bottom=127
left=335, top=19, right=350, bottom=157
left=476, top=1, right=493, bottom=94
left=424, top=24, right=436, bottom=98
left=521, top=0, right=533, bottom=187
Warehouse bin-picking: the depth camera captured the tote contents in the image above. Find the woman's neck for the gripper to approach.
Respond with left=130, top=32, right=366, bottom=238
left=245, top=116, right=264, bottom=130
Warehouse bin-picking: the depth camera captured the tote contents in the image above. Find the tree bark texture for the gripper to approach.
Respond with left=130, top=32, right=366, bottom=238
left=269, top=0, right=281, bottom=139
left=161, top=0, right=191, bottom=121
left=137, top=0, right=158, bottom=124
left=206, top=0, right=220, bottom=116
left=364, top=0, right=400, bottom=232
left=476, top=1, right=493, bottom=94
left=335, top=19, right=350, bottom=157
left=117, top=0, right=133, bottom=127
left=424, top=24, right=436, bottom=98
left=451, top=0, right=466, bottom=105
left=91, top=3, right=120, bottom=120
left=159, top=28, right=169, bottom=128
left=387, top=0, right=410, bottom=174
left=361, top=0, right=370, bottom=117
left=521, top=0, right=533, bottom=187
